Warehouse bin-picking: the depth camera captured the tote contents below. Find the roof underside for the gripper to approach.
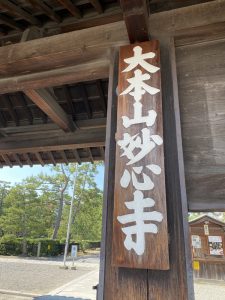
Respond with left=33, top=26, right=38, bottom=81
left=0, top=0, right=215, bottom=45
left=0, top=0, right=218, bottom=168
left=0, top=79, right=107, bottom=167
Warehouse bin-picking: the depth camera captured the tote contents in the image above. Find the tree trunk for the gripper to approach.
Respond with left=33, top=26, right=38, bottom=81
left=52, top=165, right=69, bottom=240
left=52, top=190, right=64, bottom=240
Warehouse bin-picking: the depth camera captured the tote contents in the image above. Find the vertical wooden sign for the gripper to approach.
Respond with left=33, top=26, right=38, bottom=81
left=112, top=41, right=169, bottom=270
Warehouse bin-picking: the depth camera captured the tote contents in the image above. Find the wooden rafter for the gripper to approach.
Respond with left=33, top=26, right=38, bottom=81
left=23, top=153, right=33, bottom=167
left=0, top=118, right=106, bottom=136
left=2, top=94, right=19, bottom=126
left=24, top=89, right=75, bottom=132
left=0, top=110, right=7, bottom=127
left=13, top=153, right=22, bottom=167
left=35, top=152, right=45, bottom=166
left=62, top=85, right=77, bottom=128
left=1, top=153, right=12, bottom=167
left=89, top=0, right=103, bottom=14
left=48, top=151, right=56, bottom=166
left=96, top=80, right=107, bottom=116
left=0, top=0, right=40, bottom=26
left=79, top=83, right=92, bottom=119
left=100, top=146, right=105, bottom=160
left=87, top=147, right=94, bottom=163
left=73, top=149, right=81, bottom=164
left=57, top=0, right=81, bottom=18
left=0, top=129, right=105, bottom=154
left=0, top=14, right=24, bottom=31
left=19, top=92, right=33, bottom=125
left=120, top=0, right=149, bottom=43
left=29, top=0, right=61, bottom=23
left=60, top=150, right=69, bottom=165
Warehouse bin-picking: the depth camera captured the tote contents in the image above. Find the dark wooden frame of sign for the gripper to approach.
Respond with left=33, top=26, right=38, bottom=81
left=98, top=37, right=194, bottom=299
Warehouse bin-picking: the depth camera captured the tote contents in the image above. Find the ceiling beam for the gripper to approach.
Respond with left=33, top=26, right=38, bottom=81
left=0, top=118, right=106, bottom=135
left=60, top=150, right=69, bottom=165
left=57, top=0, right=81, bottom=18
left=29, top=0, right=61, bottom=23
left=35, top=152, right=45, bottom=167
left=73, top=149, right=81, bottom=164
left=23, top=153, right=33, bottom=167
left=87, top=147, right=94, bottom=163
left=0, top=60, right=109, bottom=94
left=89, top=0, right=103, bottom=14
left=120, top=0, right=150, bottom=43
left=96, top=79, right=107, bottom=116
left=0, top=128, right=105, bottom=153
left=13, top=153, right=23, bottom=167
left=48, top=151, right=56, bottom=166
left=1, top=154, right=12, bottom=167
left=24, top=89, right=75, bottom=132
left=0, top=0, right=40, bottom=25
left=0, top=14, right=24, bottom=31
left=79, top=83, right=92, bottom=119
left=0, top=22, right=128, bottom=78
left=2, top=94, right=19, bottom=126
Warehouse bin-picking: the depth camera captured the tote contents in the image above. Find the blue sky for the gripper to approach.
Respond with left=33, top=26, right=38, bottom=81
left=0, top=164, right=105, bottom=190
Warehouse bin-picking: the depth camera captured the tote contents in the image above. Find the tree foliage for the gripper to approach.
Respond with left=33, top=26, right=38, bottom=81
left=0, top=162, right=103, bottom=247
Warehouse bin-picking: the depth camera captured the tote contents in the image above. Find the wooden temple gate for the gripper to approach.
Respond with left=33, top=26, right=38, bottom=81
left=0, top=1, right=225, bottom=299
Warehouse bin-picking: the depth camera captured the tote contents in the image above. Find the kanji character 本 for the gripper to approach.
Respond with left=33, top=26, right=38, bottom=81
left=120, top=164, right=161, bottom=191
left=121, top=69, right=160, bottom=101
left=118, top=128, right=163, bottom=165
left=122, top=46, right=160, bottom=74
left=117, top=190, right=163, bottom=255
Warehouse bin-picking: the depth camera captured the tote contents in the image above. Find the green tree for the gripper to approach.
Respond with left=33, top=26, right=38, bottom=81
left=0, top=181, right=55, bottom=253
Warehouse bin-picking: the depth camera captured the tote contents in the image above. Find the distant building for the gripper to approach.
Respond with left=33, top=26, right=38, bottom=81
left=189, top=215, right=225, bottom=280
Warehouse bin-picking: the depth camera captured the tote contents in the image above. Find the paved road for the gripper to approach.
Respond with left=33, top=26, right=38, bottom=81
left=0, top=255, right=99, bottom=300
left=1, top=256, right=225, bottom=300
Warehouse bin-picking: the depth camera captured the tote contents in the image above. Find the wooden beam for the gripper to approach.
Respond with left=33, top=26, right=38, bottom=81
left=20, top=27, right=42, bottom=43
left=0, top=128, right=105, bottom=153
left=100, top=146, right=105, bottom=160
left=23, top=153, right=33, bottom=167
left=24, top=89, right=75, bottom=132
left=0, top=22, right=128, bottom=77
left=79, top=83, right=92, bottom=119
left=2, top=94, right=19, bottom=126
left=87, top=147, right=94, bottom=163
left=63, top=85, right=76, bottom=118
left=0, top=110, right=7, bottom=128
left=96, top=79, right=107, bottom=116
left=0, top=60, right=109, bottom=94
left=57, top=0, right=81, bottom=18
left=48, top=151, right=56, bottom=166
left=1, top=154, right=12, bottom=167
left=120, top=0, right=149, bottom=43
left=13, top=153, right=23, bottom=167
left=19, top=92, right=33, bottom=125
left=0, top=118, right=106, bottom=135
left=73, top=149, right=81, bottom=164
left=61, top=9, right=123, bottom=32
left=60, top=150, right=69, bottom=165
left=0, top=14, right=24, bottom=31
left=89, top=0, right=103, bottom=13
left=29, top=0, right=61, bottom=23
left=0, top=0, right=40, bottom=25
left=35, top=152, right=45, bottom=167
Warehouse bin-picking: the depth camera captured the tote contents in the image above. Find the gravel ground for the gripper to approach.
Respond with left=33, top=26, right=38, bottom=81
left=0, top=261, right=93, bottom=295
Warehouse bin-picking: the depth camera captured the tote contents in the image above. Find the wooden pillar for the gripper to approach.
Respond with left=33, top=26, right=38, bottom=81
left=98, top=38, right=194, bottom=299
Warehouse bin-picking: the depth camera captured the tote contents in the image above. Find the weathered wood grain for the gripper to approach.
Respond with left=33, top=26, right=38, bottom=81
left=176, top=38, right=225, bottom=211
